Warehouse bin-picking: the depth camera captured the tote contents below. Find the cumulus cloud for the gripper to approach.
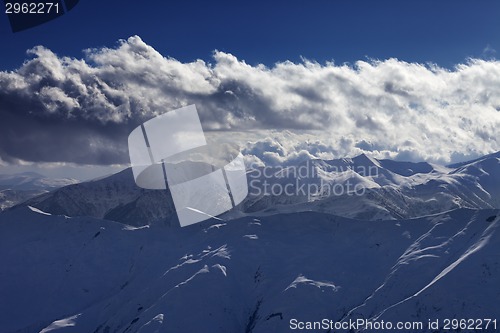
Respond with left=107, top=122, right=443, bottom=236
left=0, top=35, right=499, bottom=165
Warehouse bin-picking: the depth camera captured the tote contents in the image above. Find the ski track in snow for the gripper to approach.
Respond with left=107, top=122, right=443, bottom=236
left=284, top=274, right=340, bottom=292
left=340, top=212, right=499, bottom=328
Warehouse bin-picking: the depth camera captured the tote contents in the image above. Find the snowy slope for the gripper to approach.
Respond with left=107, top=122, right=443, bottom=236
left=0, top=206, right=499, bottom=333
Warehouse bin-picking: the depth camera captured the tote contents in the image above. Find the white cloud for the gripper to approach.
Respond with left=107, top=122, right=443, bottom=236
left=483, top=44, right=497, bottom=58
left=0, top=35, right=498, bottom=165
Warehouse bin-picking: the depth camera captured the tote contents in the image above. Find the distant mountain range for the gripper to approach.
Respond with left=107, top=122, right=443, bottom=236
left=0, top=172, right=78, bottom=211
left=17, top=151, right=500, bottom=225
left=241, top=151, right=500, bottom=220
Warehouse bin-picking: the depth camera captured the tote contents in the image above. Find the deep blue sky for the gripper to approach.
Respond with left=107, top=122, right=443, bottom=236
left=1, top=0, right=499, bottom=70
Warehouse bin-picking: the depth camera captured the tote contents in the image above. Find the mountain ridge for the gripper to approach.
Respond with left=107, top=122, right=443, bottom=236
left=14, top=151, right=500, bottom=225
left=0, top=173, right=79, bottom=211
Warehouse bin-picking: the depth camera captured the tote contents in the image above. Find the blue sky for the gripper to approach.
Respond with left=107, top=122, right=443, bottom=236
left=1, top=0, right=499, bottom=70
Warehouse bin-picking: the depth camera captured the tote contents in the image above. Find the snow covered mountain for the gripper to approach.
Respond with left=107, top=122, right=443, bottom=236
left=242, top=152, right=500, bottom=220
left=0, top=206, right=498, bottom=332
left=0, top=172, right=78, bottom=211
left=19, top=152, right=500, bottom=224
left=2, top=153, right=499, bottom=332
left=21, top=169, right=177, bottom=226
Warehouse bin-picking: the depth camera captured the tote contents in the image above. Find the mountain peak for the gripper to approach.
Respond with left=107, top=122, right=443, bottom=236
left=447, top=151, right=500, bottom=169
left=352, top=153, right=381, bottom=167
